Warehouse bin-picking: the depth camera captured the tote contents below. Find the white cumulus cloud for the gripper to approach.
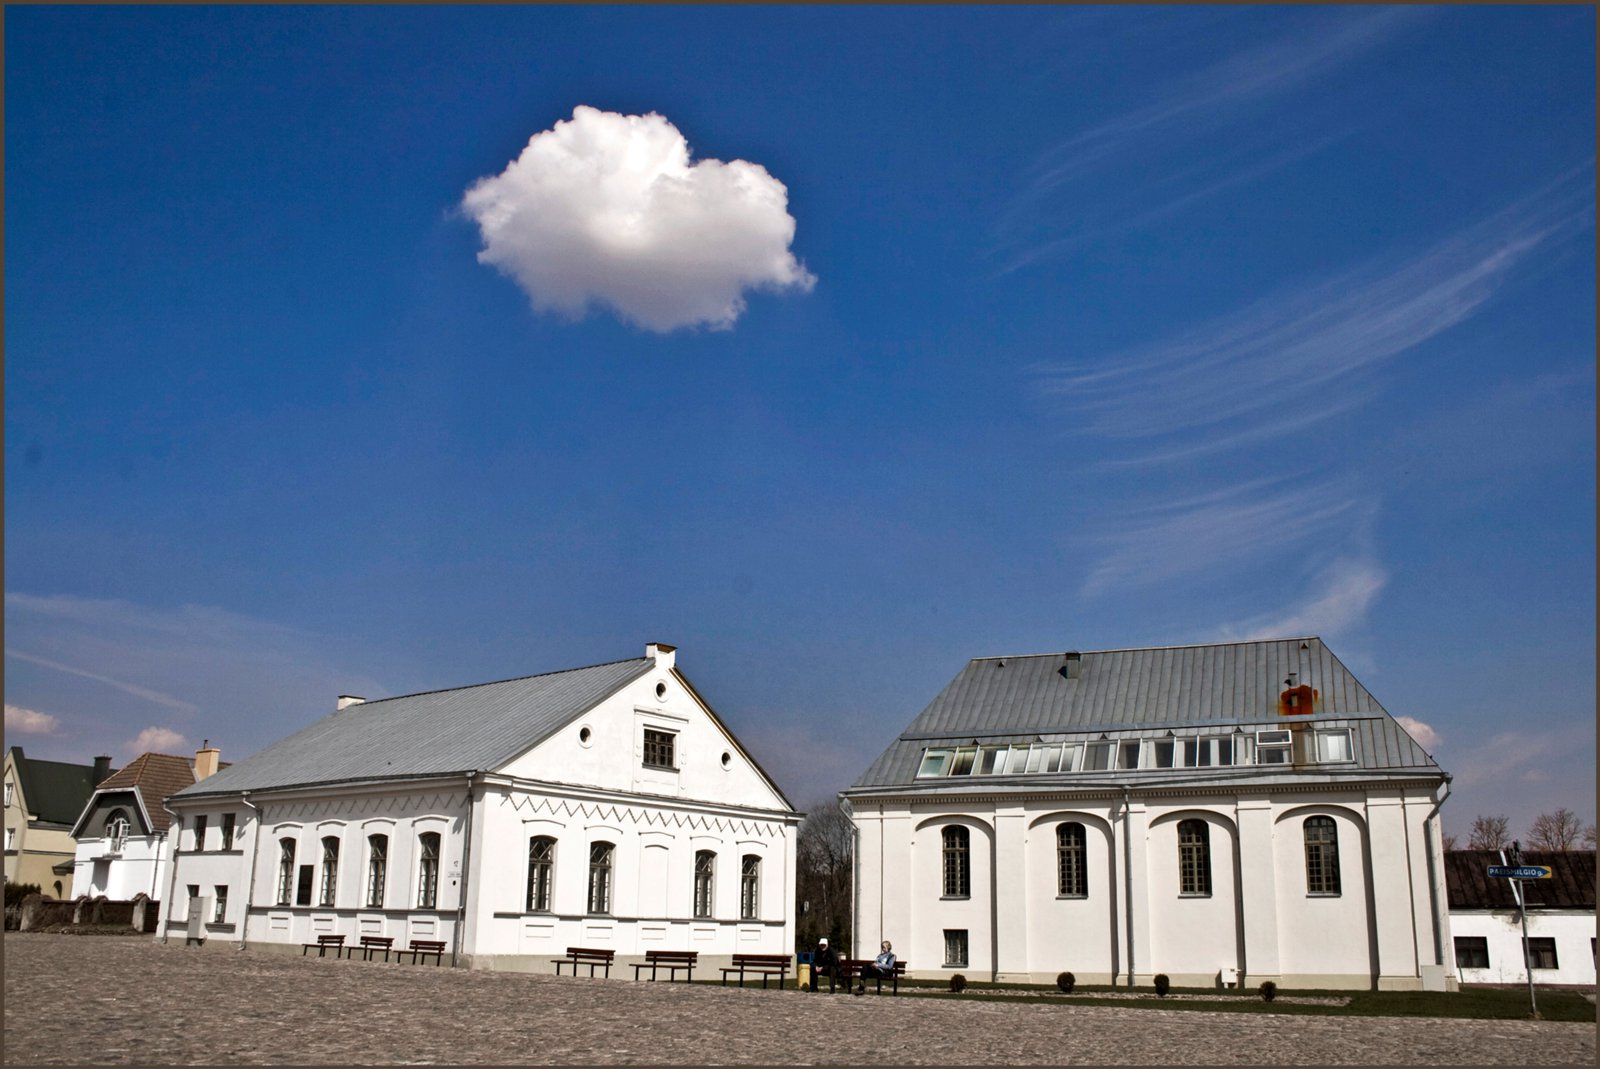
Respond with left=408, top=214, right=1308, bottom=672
left=1395, top=716, right=1441, bottom=752
left=4, top=704, right=60, bottom=735
left=462, top=105, right=815, bottom=332
left=128, top=726, right=188, bottom=756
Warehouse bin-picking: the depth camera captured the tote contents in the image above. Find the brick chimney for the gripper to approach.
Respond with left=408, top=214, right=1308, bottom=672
left=92, top=755, right=113, bottom=785
left=337, top=695, right=366, bottom=712
left=646, top=643, right=676, bottom=669
left=194, top=743, right=221, bottom=781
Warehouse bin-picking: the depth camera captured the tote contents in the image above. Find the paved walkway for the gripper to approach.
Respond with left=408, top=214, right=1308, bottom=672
left=4, top=934, right=1593, bottom=1065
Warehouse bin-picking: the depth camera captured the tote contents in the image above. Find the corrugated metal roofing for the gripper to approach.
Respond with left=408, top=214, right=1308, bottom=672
left=1445, top=849, right=1595, bottom=910
left=849, top=637, right=1443, bottom=790
left=173, top=657, right=652, bottom=798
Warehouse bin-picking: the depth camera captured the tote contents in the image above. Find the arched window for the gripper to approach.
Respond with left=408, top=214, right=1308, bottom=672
left=693, top=850, right=716, bottom=918
left=587, top=842, right=613, bottom=914
left=366, top=834, right=388, bottom=908
left=105, top=809, right=130, bottom=851
left=942, top=825, right=970, bottom=898
left=1177, top=819, right=1211, bottom=896
left=318, top=836, right=340, bottom=906
left=527, top=836, right=555, bottom=912
left=417, top=832, right=440, bottom=909
left=276, top=839, right=296, bottom=906
left=740, top=855, right=760, bottom=920
left=1056, top=822, right=1087, bottom=897
left=1304, top=815, right=1341, bottom=895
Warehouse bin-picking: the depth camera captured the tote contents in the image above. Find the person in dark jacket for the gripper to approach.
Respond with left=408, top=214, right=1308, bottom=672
left=809, top=937, right=841, bottom=992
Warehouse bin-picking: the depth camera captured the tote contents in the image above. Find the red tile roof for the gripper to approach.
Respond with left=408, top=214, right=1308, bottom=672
left=93, top=753, right=203, bottom=834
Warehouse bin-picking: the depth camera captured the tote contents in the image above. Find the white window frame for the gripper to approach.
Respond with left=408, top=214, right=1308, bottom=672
left=212, top=885, right=228, bottom=923
left=1314, top=728, right=1354, bottom=763
left=1255, top=729, right=1292, bottom=764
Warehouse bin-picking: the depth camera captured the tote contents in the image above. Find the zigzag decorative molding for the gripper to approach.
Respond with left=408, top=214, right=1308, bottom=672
left=261, top=793, right=463, bottom=824
left=499, top=794, right=781, bottom=839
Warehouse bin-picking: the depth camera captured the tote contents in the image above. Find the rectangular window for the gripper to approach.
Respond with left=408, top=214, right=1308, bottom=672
left=367, top=835, right=389, bottom=909
left=296, top=865, right=314, bottom=907
left=917, top=749, right=952, bottom=777
left=220, top=813, right=236, bottom=850
left=588, top=842, right=613, bottom=914
left=1084, top=742, right=1112, bottom=771
left=943, top=929, right=968, bottom=968
left=948, top=747, right=977, bottom=776
left=4, top=782, right=13, bottom=806
left=1058, top=743, right=1081, bottom=772
left=5, top=828, right=15, bottom=850
left=642, top=728, right=676, bottom=769
left=276, top=840, right=296, bottom=906
left=1255, top=730, right=1291, bottom=764
left=693, top=850, right=715, bottom=918
left=1117, top=741, right=1142, bottom=770
left=1526, top=937, right=1559, bottom=970
left=526, top=837, right=553, bottom=913
left=318, top=837, right=339, bottom=907
left=1454, top=936, right=1489, bottom=969
left=213, top=886, right=228, bottom=924
left=417, top=833, right=440, bottom=909
left=193, top=815, right=208, bottom=851
left=1315, top=729, right=1354, bottom=763
left=1151, top=740, right=1175, bottom=768
left=976, top=746, right=1007, bottom=775
left=740, top=855, right=760, bottom=920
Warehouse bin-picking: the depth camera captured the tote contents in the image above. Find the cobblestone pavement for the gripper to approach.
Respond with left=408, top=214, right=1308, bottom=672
left=4, top=935, right=1593, bottom=1065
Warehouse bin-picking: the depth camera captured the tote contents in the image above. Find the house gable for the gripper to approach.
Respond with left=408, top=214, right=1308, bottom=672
left=496, top=649, right=791, bottom=813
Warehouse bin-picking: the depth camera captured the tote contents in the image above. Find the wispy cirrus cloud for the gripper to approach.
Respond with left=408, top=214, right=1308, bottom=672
left=1081, top=475, right=1370, bottom=598
left=1034, top=167, right=1595, bottom=463
left=4, top=648, right=200, bottom=714
left=996, top=8, right=1423, bottom=269
left=1217, top=555, right=1388, bottom=642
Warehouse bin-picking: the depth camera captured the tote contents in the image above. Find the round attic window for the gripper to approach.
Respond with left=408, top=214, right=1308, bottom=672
left=721, top=751, right=732, bottom=769
left=655, top=681, right=668, bottom=701
left=578, top=726, right=593, bottom=746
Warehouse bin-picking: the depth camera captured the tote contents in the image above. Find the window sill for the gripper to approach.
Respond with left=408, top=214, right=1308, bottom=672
left=1306, top=892, right=1342, bottom=898
left=1055, top=894, right=1089, bottom=900
left=939, top=895, right=971, bottom=901
left=1178, top=893, right=1212, bottom=899
left=205, top=922, right=236, bottom=933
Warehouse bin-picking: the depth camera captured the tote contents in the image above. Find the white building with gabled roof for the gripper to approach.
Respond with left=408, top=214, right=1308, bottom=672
left=843, top=637, right=1456, bottom=991
left=162, top=644, right=800, bottom=970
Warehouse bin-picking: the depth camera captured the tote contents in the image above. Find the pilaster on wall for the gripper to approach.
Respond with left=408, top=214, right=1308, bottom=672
left=992, top=804, right=1029, bottom=981
left=1234, top=796, right=1280, bottom=983
left=1365, top=794, right=1420, bottom=982
left=1120, top=797, right=1149, bottom=985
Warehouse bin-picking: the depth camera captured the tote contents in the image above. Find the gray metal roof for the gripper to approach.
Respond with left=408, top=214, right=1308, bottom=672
left=173, top=657, right=652, bottom=798
left=848, top=637, right=1443, bottom=791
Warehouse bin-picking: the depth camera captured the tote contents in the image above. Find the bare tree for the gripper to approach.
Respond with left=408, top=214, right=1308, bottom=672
left=1586, top=824, right=1597, bottom=850
left=1441, top=831, right=1458, bottom=851
left=1466, top=814, right=1511, bottom=850
left=1526, top=808, right=1586, bottom=851
left=794, top=797, right=854, bottom=954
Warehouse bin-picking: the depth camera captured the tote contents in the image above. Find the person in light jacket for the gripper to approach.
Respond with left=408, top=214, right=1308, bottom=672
left=855, top=940, right=897, bottom=993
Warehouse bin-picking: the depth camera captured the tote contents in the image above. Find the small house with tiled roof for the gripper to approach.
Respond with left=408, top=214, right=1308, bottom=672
left=843, top=637, right=1456, bottom=991
left=69, top=747, right=228, bottom=904
left=1445, top=848, right=1596, bottom=987
left=4, top=747, right=116, bottom=897
left=161, top=644, right=799, bottom=969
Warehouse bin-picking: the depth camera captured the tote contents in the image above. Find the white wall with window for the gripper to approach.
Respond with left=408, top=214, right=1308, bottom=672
left=1449, top=911, right=1596, bottom=987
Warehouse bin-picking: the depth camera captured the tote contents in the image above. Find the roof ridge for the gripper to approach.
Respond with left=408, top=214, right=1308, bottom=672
left=342, top=656, right=651, bottom=707
left=970, top=637, right=1321, bottom=661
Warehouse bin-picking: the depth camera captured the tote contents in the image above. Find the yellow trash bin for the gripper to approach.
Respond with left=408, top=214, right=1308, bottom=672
left=797, top=963, right=811, bottom=990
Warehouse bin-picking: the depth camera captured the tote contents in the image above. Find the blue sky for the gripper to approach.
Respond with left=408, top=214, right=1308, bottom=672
left=5, top=6, right=1594, bottom=840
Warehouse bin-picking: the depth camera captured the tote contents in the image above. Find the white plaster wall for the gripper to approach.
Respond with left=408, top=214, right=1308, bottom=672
left=1271, top=804, right=1373, bottom=981
left=464, top=782, right=794, bottom=967
left=1450, top=910, right=1597, bottom=986
left=498, top=668, right=788, bottom=813
left=1022, top=809, right=1117, bottom=979
left=908, top=813, right=994, bottom=976
left=1143, top=809, right=1240, bottom=980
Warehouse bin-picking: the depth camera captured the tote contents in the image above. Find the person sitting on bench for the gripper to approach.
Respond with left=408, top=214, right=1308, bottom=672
left=809, top=937, right=840, bottom=992
left=855, top=941, right=897, bottom=993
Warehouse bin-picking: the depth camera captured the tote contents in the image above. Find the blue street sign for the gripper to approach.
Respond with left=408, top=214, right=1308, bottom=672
left=1487, top=865, right=1552, bottom=879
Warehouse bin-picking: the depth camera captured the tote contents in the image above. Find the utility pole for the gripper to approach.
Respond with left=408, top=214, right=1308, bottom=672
left=1503, top=842, right=1539, bottom=1019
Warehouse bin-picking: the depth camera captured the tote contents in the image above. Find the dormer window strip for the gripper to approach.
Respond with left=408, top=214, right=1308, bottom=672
left=914, top=726, right=1357, bottom=778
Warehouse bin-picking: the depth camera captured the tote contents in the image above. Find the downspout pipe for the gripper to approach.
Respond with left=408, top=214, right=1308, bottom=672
left=159, top=802, right=182, bottom=944
left=1121, top=787, right=1135, bottom=987
left=452, top=773, right=477, bottom=968
left=238, top=791, right=262, bottom=950
left=1419, top=776, right=1452, bottom=967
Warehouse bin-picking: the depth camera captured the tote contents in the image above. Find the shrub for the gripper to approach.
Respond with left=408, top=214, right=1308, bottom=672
left=4, top=883, right=41, bottom=909
left=949, top=973, right=967, bottom=993
left=1056, top=970, right=1075, bottom=994
left=1259, top=980, right=1278, bottom=1002
left=1153, top=973, right=1170, bottom=997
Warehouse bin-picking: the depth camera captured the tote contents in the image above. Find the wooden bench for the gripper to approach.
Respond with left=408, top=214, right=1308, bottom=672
left=840, top=958, right=908, bottom=994
left=631, top=949, right=697, bottom=982
left=301, top=934, right=345, bottom=957
left=551, top=946, right=615, bottom=977
left=720, top=953, right=790, bottom=988
left=396, top=939, right=447, bottom=965
left=344, top=935, right=395, bottom=962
